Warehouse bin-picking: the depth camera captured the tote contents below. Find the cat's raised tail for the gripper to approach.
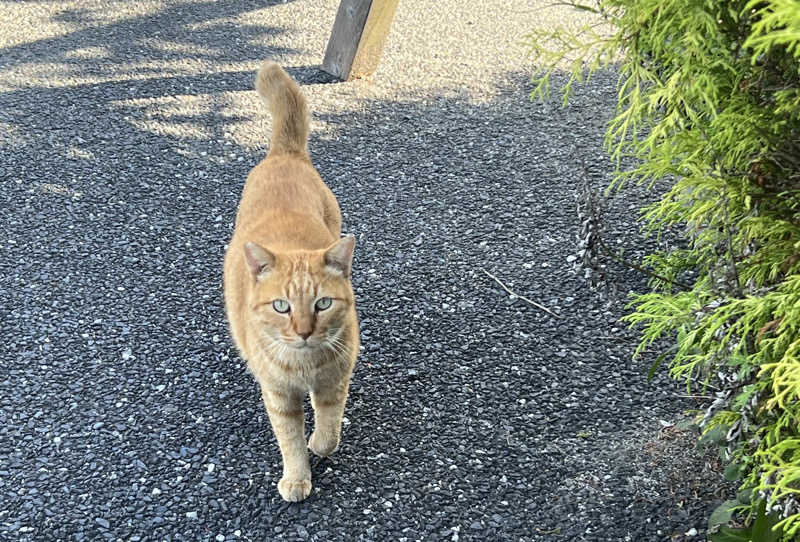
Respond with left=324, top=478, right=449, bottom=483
left=255, top=61, right=309, bottom=158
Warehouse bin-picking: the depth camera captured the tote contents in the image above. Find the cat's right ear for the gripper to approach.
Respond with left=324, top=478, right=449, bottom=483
left=244, top=242, right=275, bottom=279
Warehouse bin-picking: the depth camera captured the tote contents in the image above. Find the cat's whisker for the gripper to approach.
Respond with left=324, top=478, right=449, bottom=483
left=322, top=340, right=341, bottom=357
left=325, top=334, right=349, bottom=358
left=332, top=338, right=347, bottom=354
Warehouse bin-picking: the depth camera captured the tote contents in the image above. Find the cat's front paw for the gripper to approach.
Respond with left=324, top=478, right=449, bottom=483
left=308, top=431, right=339, bottom=457
left=278, top=477, right=312, bottom=502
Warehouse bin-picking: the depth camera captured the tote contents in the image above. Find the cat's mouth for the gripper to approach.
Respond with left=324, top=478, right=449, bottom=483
left=290, top=339, right=319, bottom=350
left=277, top=334, right=342, bottom=354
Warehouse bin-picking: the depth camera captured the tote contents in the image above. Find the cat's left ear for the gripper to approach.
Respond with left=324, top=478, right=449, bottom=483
left=244, top=241, right=275, bottom=279
left=324, top=234, right=355, bottom=277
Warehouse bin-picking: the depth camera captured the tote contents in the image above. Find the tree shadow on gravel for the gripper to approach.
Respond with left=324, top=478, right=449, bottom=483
left=0, top=0, right=339, bottom=203
left=1, top=0, right=298, bottom=75
left=0, top=42, right=728, bottom=541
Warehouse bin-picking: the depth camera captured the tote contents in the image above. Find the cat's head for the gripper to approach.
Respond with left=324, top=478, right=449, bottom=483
left=243, top=235, right=355, bottom=355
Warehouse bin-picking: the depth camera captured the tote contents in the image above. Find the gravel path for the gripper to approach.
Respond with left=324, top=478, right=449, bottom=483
left=1, top=1, right=728, bottom=541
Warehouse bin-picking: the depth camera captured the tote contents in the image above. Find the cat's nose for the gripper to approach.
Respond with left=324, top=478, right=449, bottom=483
left=298, top=331, right=312, bottom=340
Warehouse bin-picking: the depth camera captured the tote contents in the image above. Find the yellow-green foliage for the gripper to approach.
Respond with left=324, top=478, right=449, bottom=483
left=529, top=0, right=800, bottom=538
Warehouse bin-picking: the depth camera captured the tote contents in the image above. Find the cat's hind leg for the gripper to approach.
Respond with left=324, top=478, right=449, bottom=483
left=308, top=381, right=349, bottom=457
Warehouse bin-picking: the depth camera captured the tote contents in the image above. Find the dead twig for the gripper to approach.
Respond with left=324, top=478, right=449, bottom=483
left=480, top=268, right=561, bottom=319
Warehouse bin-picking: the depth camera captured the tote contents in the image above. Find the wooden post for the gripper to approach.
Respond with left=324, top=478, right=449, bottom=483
left=322, top=0, right=399, bottom=81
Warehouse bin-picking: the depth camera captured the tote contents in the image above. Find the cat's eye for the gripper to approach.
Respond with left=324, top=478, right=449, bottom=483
left=272, top=299, right=290, bottom=313
left=315, top=297, right=332, bottom=311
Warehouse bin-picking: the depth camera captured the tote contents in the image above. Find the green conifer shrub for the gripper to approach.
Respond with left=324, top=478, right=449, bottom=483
left=528, top=1, right=800, bottom=539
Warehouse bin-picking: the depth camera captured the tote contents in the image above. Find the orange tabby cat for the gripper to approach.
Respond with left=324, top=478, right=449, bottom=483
left=223, top=62, right=359, bottom=502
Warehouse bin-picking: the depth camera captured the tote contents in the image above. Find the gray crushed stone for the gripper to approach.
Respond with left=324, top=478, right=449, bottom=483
left=1, top=1, right=731, bottom=540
